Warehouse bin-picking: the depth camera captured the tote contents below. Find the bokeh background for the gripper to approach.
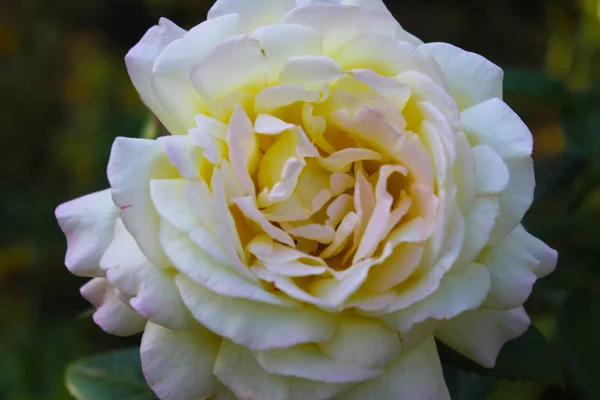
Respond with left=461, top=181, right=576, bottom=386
left=1, top=0, right=599, bottom=399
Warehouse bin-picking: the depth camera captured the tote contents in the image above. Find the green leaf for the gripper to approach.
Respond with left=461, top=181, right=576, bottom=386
left=443, top=366, right=497, bottom=400
left=503, top=69, right=568, bottom=106
left=557, top=288, right=600, bottom=399
left=65, top=348, right=157, bottom=400
left=438, top=325, right=564, bottom=387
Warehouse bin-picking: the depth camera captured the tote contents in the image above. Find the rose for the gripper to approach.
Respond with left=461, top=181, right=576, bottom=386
left=55, top=0, right=558, bottom=399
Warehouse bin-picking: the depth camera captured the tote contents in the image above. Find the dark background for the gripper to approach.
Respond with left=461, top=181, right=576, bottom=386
left=1, top=0, right=599, bottom=399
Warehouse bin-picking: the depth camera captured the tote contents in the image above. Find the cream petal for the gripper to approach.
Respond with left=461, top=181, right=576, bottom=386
left=333, top=336, right=449, bottom=400
left=280, top=56, right=344, bottom=89
left=482, top=225, right=555, bottom=310
left=364, top=243, right=424, bottom=293
left=80, top=278, right=146, bottom=336
left=418, top=42, right=503, bottom=110
left=325, top=193, right=354, bottom=227
left=319, top=318, right=402, bottom=368
left=473, top=145, right=510, bottom=195
left=352, top=105, right=404, bottom=156
left=330, top=173, right=355, bottom=196
left=350, top=68, right=411, bottom=110
left=397, top=70, right=461, bottom=131
left=158, top=136, right=203, bottom=181
left=152, top=15, right=241, bottom=133
left=150, top=179, right=199, bottom=233
left=461, top=98, right=533, bottom=160
left=125, top=18, right=186, bottom=135
left=208, top=0, right=296, bottom=31
left=489, top=156, right=535, bottom=245
left=453, top=132, right=477, bottom=213
left=141, top=322, right=230, bottom=400
left=214, top=340, right=351, bottom=400
left=100, top=219, right=192, bottom=330
left=281, top=3, right=396, bottom=54
left=255, top=84, right=320, bottom=114
left=55, top=189, right=118, bottom=277
left=176, top=275, right=336, bottom=350
left=107, top=137, right=179, bottom=267
left=285, top=224, right=335, bottom=243
left=254, top=114, right=295, bottom=134
left=160, top=221, right=294, bottom=307
left=184, top=179, right=215, bottom=228
left=453, top=196, right=499, bottom=270
left=321, top=211, right=359, bottom=258
left=232, top=196, right=295, bottom=246
left=318, top=148, right=382, bottom=173
left=253, top=23, right=323, bottom=84
left=435, top=307, right=530, bottom=368
left=384, top=262, right=490, bottom=333
left=190, top=34, right=268, bottom=107
left=515, top=225, right=558, bottom=278
left=255, top=344, right=381, bottom=383
left=228, top=106, right=258, bottom=196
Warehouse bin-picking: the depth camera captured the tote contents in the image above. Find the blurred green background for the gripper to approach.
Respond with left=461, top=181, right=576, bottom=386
left=1, top=0, right=599, bottom=399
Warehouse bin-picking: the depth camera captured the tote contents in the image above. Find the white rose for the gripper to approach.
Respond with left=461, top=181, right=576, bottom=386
left=56, top=0, right=558, bottom=399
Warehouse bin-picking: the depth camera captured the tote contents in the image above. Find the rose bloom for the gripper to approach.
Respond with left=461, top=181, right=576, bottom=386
left=56, top=0, right=557, bottom=399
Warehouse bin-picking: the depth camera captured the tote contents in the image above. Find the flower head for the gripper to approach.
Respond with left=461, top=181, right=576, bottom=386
left=56, top=1, right=557, bottom=399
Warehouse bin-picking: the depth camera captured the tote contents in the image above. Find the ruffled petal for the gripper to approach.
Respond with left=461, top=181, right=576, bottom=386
left=141, top=322, right=232, bottom=400
left=435, top=307, right=530, bottom=368
left=55, top=189, right=118, bottom=277
left=80, top=278, right=146, bottom=336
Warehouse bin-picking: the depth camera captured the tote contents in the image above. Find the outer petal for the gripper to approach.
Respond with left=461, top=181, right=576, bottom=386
left=100, top=219, right=192, bottom=330
left=175, top=275, right=337, bottom=351
left=80, top=278, right=146, bottom=336
left=482, top=225, right=556, bottom=310
left=209, top=0, right=296, bottom=31
left=141, top=322, right=233, bottom=400
left=125, top=18, right=186, bottom=135
left=55, top=189, right=118, bottom=277
left=418, top=42, right=503, bottom=110
left=214, top=340, right=351, bottom=400
left=152, top=14, right=241, bottom=133
left=318, top=318, right=402, bottom=368
left=107, top=137, right=179, bottom=267
left=461, top=98, right=533, bottom=160
left=435, top=307, right=531, bottom=368
left=333, top=336, right=450, bottom=400
left=384, top=263, right=491, bottom=333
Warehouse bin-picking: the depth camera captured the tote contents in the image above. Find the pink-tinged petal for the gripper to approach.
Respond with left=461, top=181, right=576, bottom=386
left=160, top=221, right=292, bottom=307
left=151, top=14, right=241, bottom=134
left=255, top=344, right=382, bottom=383
left=141, top=322, right=232, bottom=400
left=125, top=18, right=186, bottom=135
left=214, top=340, right=351, bottom=400
left=158, top=135, right=204, bottom=181
left=190, top=34, right=268, bottom=107
left=176, top=274, right=336, bottom=350
left=80, top=278, right=146, bottom=336
left=482, top=225, right=555, bottom=310
left=254, top=114, right=295, bottom=134
left=418, top=42, right=503, bottom=110
left=228, top=106, right=258, bottom=196
left=384, top=262, right=490, bottom=333
left=55, top=189, right=118, bottom=277
left=333, top=336, right=449, bottom=400
left=461, top=98, right=533, bottom=160
left=435, top=307, right=531, bottom=368
left=100, top=219, right=192, bottom=330
left=319, top=318, right=401, bottom=368
left=208, top=0, right=296, bottom=31
left=107, top=137, right=179, bottom=267
left=280, top=56, right=344, bottom=89
left=281, top=3, right=396, bottom=54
